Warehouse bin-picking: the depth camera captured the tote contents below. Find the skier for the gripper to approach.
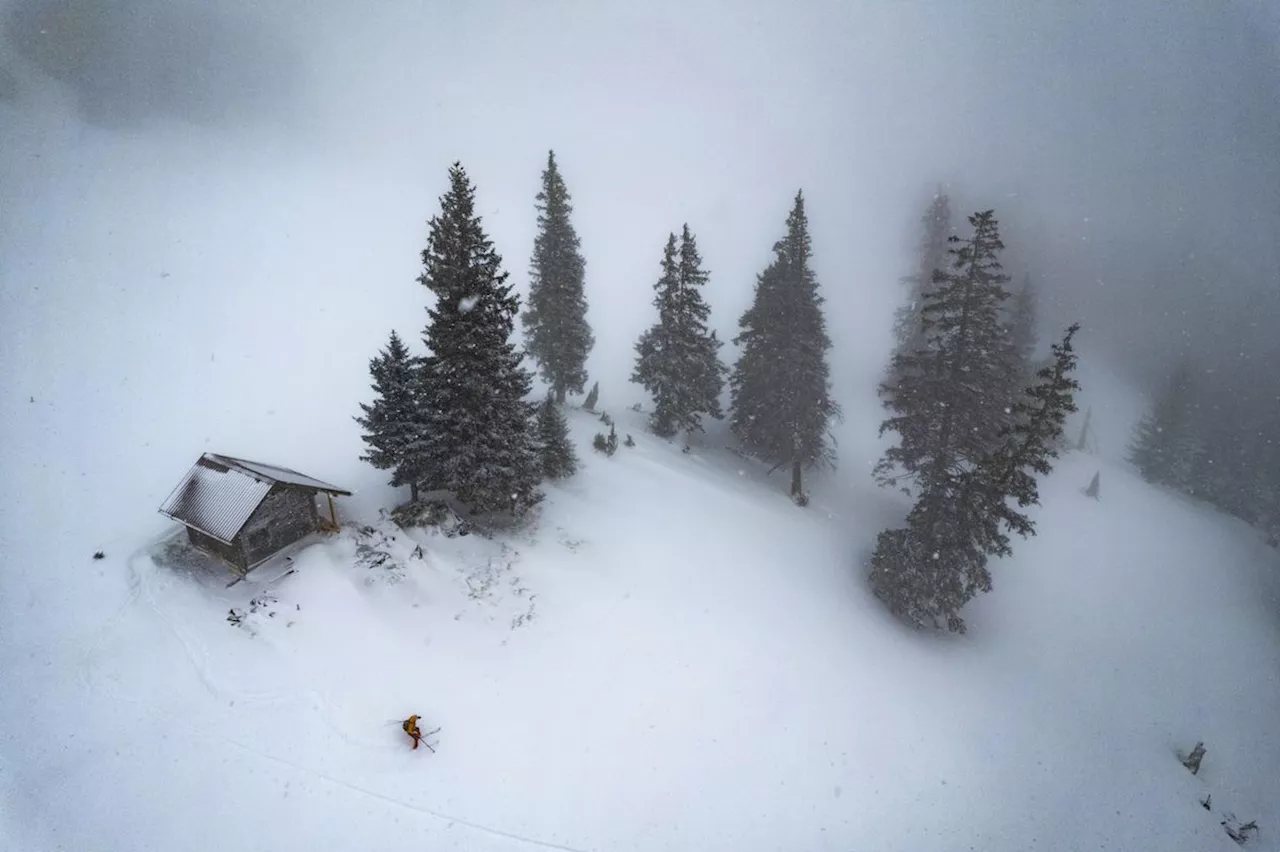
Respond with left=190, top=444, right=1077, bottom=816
left=402, top=714, right=424, bottom=750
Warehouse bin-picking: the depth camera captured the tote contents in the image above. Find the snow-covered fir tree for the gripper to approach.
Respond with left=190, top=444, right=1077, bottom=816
left=1128, top=362, right=1205, bottom=493
left=876, top=210, right=1017, bottom=495
left=522, top=151, right=593, bottom=403
left=414, top=162, right=541, bottom=515
left=888, top=191, right=953, bottom=387
left=354, top=329, right=424, bottom=501
left=632, top=226, right=727, bottom=438
left=534, top=393, right=578, bottom=480
left=969, top=323, right=1082, bottom=546
left=729, top=191, right=840, bottom=501
left=870, top=323, right=1081, bottom=633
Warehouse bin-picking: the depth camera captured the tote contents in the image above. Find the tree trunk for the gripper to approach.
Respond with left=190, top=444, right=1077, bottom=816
left=1075, top=406, right=1092, bottom=451
left=791, top=458, right=803, bottom=497
left=410, top=482, right=419, bottom=503
left=555, top=384, right=566, bottom=404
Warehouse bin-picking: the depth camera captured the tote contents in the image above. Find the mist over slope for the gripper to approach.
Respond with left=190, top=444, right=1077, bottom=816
left=3, top=6, right=1280, bottom=845
left=1, top=124, right=1278, bottom=850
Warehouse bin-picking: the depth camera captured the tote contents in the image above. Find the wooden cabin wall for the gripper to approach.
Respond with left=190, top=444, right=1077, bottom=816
left=241, top=486, right=320, bottom=567
left=187, top=527, right=246, bottom=572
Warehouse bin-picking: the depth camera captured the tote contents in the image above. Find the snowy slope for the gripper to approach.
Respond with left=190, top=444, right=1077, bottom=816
left=3, top=392, right=1279, bottom=851
left=3, top=115, right=1279, bottom=852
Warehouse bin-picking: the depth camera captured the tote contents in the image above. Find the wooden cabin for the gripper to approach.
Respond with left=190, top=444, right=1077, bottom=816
left=159, top=453, right=351, bottom=573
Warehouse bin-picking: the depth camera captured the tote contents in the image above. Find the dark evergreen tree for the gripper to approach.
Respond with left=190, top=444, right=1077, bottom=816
left=969, top=323, right=1082, bottom=547
left=1128, top=362, right=1204, bottom=492
left=729, top=191, right=841, bottom=500
left=632, top=226, right=727, bottom=438
left=870, top=323, right=1081, bottom=633
left=354, top=330, right=424, bottom=501
left=534, top=393, right=577, bottom=479
left=876, top=210, right=1017, bottom=495
left=522, top=151, right=593, bottom=403
left=582, top=380, right=599, bottom=412
left=415, top=163, right=541, bottom=515
left=888, top=192, right=954, bottom=384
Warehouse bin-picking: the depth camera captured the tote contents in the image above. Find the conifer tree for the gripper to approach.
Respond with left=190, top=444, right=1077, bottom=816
left=870, top=323, right=1081, bottom=632
left=632, top=226, right=727, bottom=438
left=534, top=393, right=578, bottom=479
left=969, top=323, right=1082, bottom=547
left=415, top=163, right=541, bottom=515
left=522, top=151, right=593, bottom=403
left=582, top=380, right=599, bottom=412
left=354, top=330, right=424, bottom=501
left=729, top=191, right=840, bottom=500
left=876, top=210, right=1017, bottom=495
left=888, top=191, right=953, bottom=386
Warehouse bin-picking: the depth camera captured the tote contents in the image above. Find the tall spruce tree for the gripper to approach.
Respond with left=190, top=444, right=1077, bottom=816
left=889, top=191, right=954, bottom=380
left=729, top=191, right=840, bottom=500
left=354, top=330, right=424, bottom=501
left=632, top=226, right=727, bottom=438
left=970, top=323, right=1082, bottom=546
left=414, top=162, right=541, bottom=515
left=876, top=210, right=1017, bottom=495
left=522, top=151, right=593, bottom=403
left=870, top=323, right=1081, bottom=632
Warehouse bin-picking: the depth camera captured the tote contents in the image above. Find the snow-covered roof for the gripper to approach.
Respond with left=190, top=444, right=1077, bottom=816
left=158, top=453, right=350, bottom=543
left=205, top=454, right=351, bottom=496
left=158, top=462, right=272, bottom=543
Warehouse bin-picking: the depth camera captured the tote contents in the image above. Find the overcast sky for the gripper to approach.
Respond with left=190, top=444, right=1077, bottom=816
left=3, top=0, right=1278, bottom=403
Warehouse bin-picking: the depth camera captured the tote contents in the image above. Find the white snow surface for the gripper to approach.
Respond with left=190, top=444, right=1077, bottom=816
left=1, top=115, right=1277, bottom=852
left=3, top=396, right=1280, bottom=851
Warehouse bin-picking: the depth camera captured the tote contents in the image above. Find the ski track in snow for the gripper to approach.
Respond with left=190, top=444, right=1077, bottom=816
left=219, top=737, right=596, bottom=852
left=125, top=544, right=417, bottom=755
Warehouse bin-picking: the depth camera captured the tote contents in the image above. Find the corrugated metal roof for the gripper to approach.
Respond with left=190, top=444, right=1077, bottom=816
left=206, top=454, right=351, bottom=495
left=158, top=462, right=272, bottom=543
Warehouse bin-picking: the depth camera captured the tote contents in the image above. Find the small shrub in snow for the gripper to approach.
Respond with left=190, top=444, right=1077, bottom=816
left=1180, top=741, right=1206, bottom=774
left=599, top=410, right=613, bottom=426
left=624, top=433, right=635, bottom=448
left=593, top=424, right=618, bottom=456
left=1084, top=470, right=1100, bottom=500
left=391, top=500, right=463, bottom=533
left=1221, top=814, right=1259, bottom=845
